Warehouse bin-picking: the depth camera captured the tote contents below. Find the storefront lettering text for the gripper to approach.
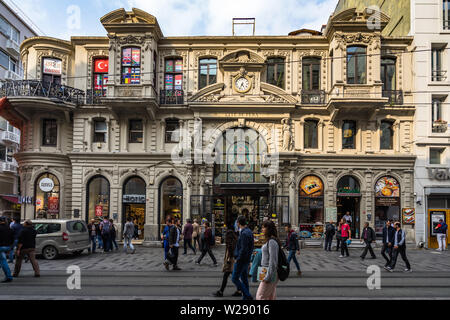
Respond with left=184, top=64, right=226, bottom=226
left=428, top=168, right=450, bottom=180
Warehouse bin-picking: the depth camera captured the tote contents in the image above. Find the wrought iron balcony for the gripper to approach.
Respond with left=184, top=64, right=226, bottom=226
left=1, top=162, right=17, bottom=173
left=0, top=80, right=85, bottom=105
left=85, top=89, right=107, bottom=105
left=382, top=90, right=403, bottom=105
left=432, top=70, right=447, bottom=82
left=1, top=131, right=20, bottom=144
left=301, top=90, right=326, bottom=105
left=160, top=89, right=184, bottom=105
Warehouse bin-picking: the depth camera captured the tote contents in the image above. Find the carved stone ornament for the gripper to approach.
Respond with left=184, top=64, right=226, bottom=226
left=334, top=32, right=377, bottom=50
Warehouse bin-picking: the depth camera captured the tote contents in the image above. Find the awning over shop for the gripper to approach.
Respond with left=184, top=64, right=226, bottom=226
left=1, top=195, right=19, bottom=204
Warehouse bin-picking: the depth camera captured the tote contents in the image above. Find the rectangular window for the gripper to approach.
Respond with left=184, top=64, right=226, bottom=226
left=304, top=120, right=318, bottom=149
left=381, top=58, right=396, bottom=91
left=93, top=58, right=109, bottom=96
left=165, top=119, right=180, bottom=143
left=153, top=50, right=157, bottom=87
left=342, top=121, right=356, bottom=149
left=6, top=147, right=13, bottom=162
left=129, top=119, right=143, bottom=143
left=430, top=148, right=445, bottom=164
left=199, top=58, right=217, bottom=89
left=93, top=120, right=107, bottom=143
left=42, top=119, right=57, bottom=146
left=302, top=58, right=321, bottom=91
left=0, top=50, right=9, bottom=69
left=444, top=0, right=450, bottom=30
left=347, top=46, right=366, bottom=84
left=0, top=145, right=6, bottom=161
left=432, top=97, right=444, bottom=123
left=267, top=58, right=285, bottom=89
left=165, top=58, right=183, bottom=91
left=432, top=45, right=446, bottom=81
left=0, top=16, right=10, bottom=36
left=121, top=48, right=141, bottom=84
left=42, top=58, right=62, bottom=84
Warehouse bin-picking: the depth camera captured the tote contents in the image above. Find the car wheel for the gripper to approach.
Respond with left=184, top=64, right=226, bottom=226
left=73, top=250, right=83, bottom=256
left=43, top=245, right=58, bottom=260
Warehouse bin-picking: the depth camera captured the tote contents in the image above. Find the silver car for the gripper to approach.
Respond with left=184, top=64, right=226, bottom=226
left=31, top=220, right=90, bottom=260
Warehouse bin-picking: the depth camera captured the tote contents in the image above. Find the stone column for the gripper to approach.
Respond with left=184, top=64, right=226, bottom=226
left=142, top=119, right=148, bottom=153
left=294, top=120, right=302, bottom=151
left=289, top=169, right=297, bottom=226
left=318, top=121, right=324, bottom=151
left=159, top=120, right=166, bottom=152
left=56, top=119, right=62, bottom=152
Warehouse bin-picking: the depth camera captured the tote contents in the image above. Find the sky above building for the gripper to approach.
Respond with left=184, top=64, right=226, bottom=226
left=9, top=0, right=337, bottom=39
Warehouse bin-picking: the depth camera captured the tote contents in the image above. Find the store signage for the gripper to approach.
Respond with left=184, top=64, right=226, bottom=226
left=123, top=194, right=146, bottom=204
left=402, top=208, right=415, bottom=224
left=19, top=196, right=33, bottom=204
left=43, top=58, right=62, bottom=75
left=337, top=188, right=361, bottom=197
left=300, top=176, right=324, bottom=197
left=39, top=178, right=54, bottom=192
left=428, top=168, right=450, bottom=180
left=375, top=176, right=399, bottom=197
left=375, top=197, right=400, bottom=206
left=325, top=207, right=337, bottom=223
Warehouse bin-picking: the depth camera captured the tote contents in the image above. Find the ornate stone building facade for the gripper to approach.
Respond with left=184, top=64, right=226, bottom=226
left=0, top=7, right=416, bottom=243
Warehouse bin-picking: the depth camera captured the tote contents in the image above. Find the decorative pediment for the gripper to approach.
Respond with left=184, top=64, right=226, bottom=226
left=101, top=8, right=156, bottom=25
left=260, top=83, right=297, bottom=104
left=220, top=49, right=265, bottom=65
left=188, top=83, right=225, bottom=103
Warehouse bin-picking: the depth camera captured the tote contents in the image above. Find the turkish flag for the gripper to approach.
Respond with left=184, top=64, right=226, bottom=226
left=95, top=59, right=109, bottom=73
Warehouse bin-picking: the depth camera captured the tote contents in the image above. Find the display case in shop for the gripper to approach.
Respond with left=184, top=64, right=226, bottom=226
left=298, top=223, right=324, bottom=239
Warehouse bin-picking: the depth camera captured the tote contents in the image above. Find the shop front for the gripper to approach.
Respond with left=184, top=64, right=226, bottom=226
left=298, top=175, right=324, bottom=240
left=122, top=176, right=146, bottom=240
left=426, top=192, right=450, bottom=249
left=35, top=173, right=60, bottom=219
left=159, top=176, right=183, bottom=239
left=337, top=176, right=361, bottom=238
left=86, top=175, right=110, bottom=222
left=374, top=176, right=401, bottom=237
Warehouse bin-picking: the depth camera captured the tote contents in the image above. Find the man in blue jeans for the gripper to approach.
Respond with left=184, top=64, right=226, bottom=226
left=8, top=217, right=22, bottom=263
left=232, top=215, right=254, bottom=300
left=0, top=216, right=14, bottom=282
left=284, top=224, right=302, bottom=277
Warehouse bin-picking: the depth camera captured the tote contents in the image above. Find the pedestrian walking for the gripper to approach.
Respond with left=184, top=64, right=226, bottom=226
left=192, top=219, right=200, bottom=252
left=100, top=217, right=112, bottom=253
left=0, top=216, right=14, bottom=283
left=123, top=217, right=136, bottom=254
left=381, top=220, right=395, bottom=267
left=256, top=220, right=280, bottom=300
left=324, top=221, right=335, bottom=252
left=335, top=221, right=342, bottom=252
left=213, top=227, right=241, bottom=297
left=435, top=219, right=448, bottom=251
left=109, top=219, right=119, bottom=251
left=8, top=217, right=23, bottom=263
left=182, top=219, right=196, bottom=255
left=96, top=220, right=103, bottom=249
left=385, top=222, right=411, bottom=272
left=360, top=222, right=376, bottom=260
left=339, top=218, right=351, bottom=258
left=196, top=221, right=217, bottom=266
left=162, top=218, right=172, bottom=260
left=133, top=219, right=139, bottom=240
left=87, top=219, right=97, bottom=254
left=13, top=220, right=40, bottom=278
left=284, top=224, right=301, bottom=276
left=164, top=218, right=182, bottom=271
left=343, top=211, right=352, bottom=224
left=231, top=215, right=254, bottom=300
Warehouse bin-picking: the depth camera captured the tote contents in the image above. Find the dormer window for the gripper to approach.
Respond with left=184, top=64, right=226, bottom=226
left=267, top=57, right=285, bottom=89
left=121, top=47, right=141, bottom=84
left=42, top=58, right=62, bottom=85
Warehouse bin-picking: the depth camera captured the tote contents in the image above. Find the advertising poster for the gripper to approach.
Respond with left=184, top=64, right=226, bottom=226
left=402, top=208, right=415, bottom=224
left=43, top=58, right=62, bottom=75
left=299, top=175, right=323, bottom=197
left=326, top=207, right=338, bottom=223
left=47, top=197, right=59, bottom=215
left=430, top=211, right=446, bottom=236
left=375, top=176, right=400, bottom=197
left=95, top=205, right=103, bottom=217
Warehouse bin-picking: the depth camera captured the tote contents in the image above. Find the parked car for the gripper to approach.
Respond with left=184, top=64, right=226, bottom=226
left=31, top=220, right=90, bottom=260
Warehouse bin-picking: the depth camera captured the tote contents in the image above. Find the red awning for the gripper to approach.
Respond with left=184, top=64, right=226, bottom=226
left=1, top=195, right=19, bottom=204
left=0, top=97, right=24, bottom=130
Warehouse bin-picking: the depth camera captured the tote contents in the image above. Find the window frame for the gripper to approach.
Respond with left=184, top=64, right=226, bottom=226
left=342, top=120, right=357, bottom=150
left=430, top=147, right=445, bottom=165
left=380, top=120, right=394, bottom=150
left=93, top=119, right=107, bottom=143
left=302, top=57, right=321, bottom=91
left=42, top=119, right=57, bottom=147
left=121, top=47, right=141, bottom=85
left=346, top=46, right=367, bottom=85
left=93, top=57, right=109, bottom=97
left=381, top=57, right=397, bottom=91
left=128, top=119, right=144, bottom=144
left=198, top=58, right=218, bottom=90
left=444, top=0, right=450, bottom=30
left=266, top=57, right=285, bottom=89
left=304, top=119, right=319, bottom=149
left=165, top=119, right=180, bottom=143
left=164, top=57, right=183, bottom=91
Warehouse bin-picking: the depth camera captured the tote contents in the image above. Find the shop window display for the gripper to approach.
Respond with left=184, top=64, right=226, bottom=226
left=160, top=177, right=183, bottom=237
left=123, top=176, right=146, bottom=240
left=374, top=176, right=400, bottom=237
left=87, top=176, right=110, bottom=222
left=35, top=173, right=60, bottom=219
left=298, top=175, right=324, bottom=239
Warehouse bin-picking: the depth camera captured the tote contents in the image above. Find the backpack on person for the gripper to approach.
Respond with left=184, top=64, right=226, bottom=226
left=271, top=238, right=290, bottom=281
left=101, top=220, right=110, bottom=235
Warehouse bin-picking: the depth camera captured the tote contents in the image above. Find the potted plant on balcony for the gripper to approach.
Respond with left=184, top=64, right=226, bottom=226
left=432, top=119, right=448, bottom=133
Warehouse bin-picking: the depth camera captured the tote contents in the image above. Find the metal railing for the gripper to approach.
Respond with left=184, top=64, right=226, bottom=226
left=0, top=80, right=85, bottom=105
left=301, top=90, right=326, bottom=104
left=160, top=89, right=184, bottom=105
left=1, top=162, right=17, bottom=173
left=432, top=70, right=447, bottom=82
left=382, top=90, right=403, bottom=105
left=85, top=89, right=107, bottom=105
left=1, top=131, right=20, bottom=144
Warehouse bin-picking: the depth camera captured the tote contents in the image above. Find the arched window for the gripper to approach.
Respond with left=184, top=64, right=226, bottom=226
left=302, top=57, right=321, bottom=90
left=304, top=120, right=318, bottom=149
left=35, top=173, right=60, bottom=219
left=123, top=176, right=146, bottom=240
left=267, top=57, right=285, bottom=89
left=380, top=120, right=394, bottom=150
left=121, top=47, right=141, bottom=84
left=298, top=175, right=324, bottom=239
left=199, top=58, right=217, bottom=89
left=86, top=176, right=110, bottom=222
left=342, top=120, right=356, bottom=149
left=347, top=46, right=366, bottom=84
left=159, top=177, right=183, bottom=237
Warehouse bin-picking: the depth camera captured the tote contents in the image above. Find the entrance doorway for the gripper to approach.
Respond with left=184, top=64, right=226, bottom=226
left=122, top=176, right=146, bottom=240
left=337, top=176, right=361, bottom=238
left=123, top=204, right=145, bottom=240
left=225, top=194, right=269, bottom=233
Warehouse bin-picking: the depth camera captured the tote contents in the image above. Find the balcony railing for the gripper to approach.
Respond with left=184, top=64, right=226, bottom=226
left=1, top=162, right=17, bottom=173
left=382, top=90, right=404, bottom=105
left=301, top=90, right=326, bottom=105
left=85, top=89, right=107, bottom=105
left=0, top=80, right=85, bottom=105
left=1, top=131, right=20, bottom=144
left=432, top=120, right=448, bottom=133
left=432, top=70, right=447, bottom=82
left=160, top=89, right=184, bottom=105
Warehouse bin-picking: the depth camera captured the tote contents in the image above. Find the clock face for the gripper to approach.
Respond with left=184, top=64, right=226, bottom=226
left=235, top=77, right=250, bottom=92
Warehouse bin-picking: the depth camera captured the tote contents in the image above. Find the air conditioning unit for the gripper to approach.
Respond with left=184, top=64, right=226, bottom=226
left=6, top=39, right=20, bottom=57
left=5, top=70, right=21, bottom=81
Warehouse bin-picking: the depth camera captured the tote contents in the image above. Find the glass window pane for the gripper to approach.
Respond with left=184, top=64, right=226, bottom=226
left=95, top=121, right=107, bottom=132
left=342, top=121, right=356, bottom=149
left=0, top=50, right=8, bottom=69
left=430, top=149, right=443, bottom=164
left=304, top=120, right=318, bottom=149
left=35, top=173, right=60, bottom=219
left=380, top=121, right=393, bottom=150
left=87, top=177, right=110, bottom=221
left=42, top=119, right=57, bottom=146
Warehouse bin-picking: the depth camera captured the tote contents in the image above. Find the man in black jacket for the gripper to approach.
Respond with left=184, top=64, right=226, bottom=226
left=360, top=222, right=376, bottom=260
left=165, top=218, right=182, bottom=271
left=13, top=220, right=40, bottom=278
left=324, top=221, right=336, bottom=252
left=0, top=217, right=14, bottom=282
left=381, top=220, right=395, bottom=266
left=284, top=224, right=302, bottom=276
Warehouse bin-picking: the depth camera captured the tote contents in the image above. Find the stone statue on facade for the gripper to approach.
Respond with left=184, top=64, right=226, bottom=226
left=282, top=118, right=293, bottom=151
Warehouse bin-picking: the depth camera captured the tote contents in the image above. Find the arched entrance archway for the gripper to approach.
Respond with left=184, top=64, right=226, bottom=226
left=35, top=173, right=60, bottom=219
left=122, top=176, right=146, bottom=240
left=86, top=175, right=110, bottom=222
left=298, top=175, right=324, bottom=239
left=375, top=176, right=401, bottom=237
left=159, top=176, right=183, bottom=239
left=337, top=175, right=361, bottom=238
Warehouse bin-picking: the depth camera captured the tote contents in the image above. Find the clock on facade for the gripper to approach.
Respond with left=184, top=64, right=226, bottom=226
left=234, top=76, right=251, bottom=93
